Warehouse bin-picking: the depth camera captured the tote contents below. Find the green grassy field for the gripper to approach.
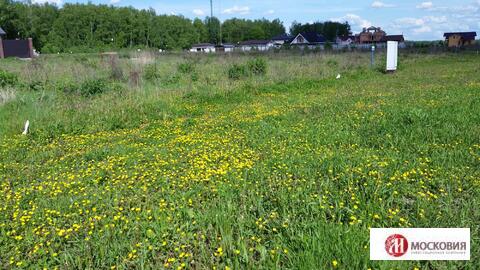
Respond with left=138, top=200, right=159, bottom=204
left=0, top=52, right=479, bottom=269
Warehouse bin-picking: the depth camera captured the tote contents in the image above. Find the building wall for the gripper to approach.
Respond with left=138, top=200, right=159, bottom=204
left=0, top=37, right=4, bottom=59
left=336, top=38, right=353, bottom=46
left=190, top=47, right=215, bottom=53
left=239, top=44, right=272, bottom=51
left=358, top=28, right=386, bottom=44
left=2, top=39, right=33, bottom=58
left=358, top=32, right=372, bottom=43
left=447, top=35, right=462, bottom=47
left=447, top=35, right=476, bottom=47
left=373, top=31, right=386, bottom=42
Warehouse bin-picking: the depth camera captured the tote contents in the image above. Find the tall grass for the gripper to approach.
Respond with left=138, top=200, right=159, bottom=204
left=0, top=52, right=370, bottom=137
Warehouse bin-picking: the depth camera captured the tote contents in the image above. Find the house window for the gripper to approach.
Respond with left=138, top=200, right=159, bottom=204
left=297, top=36, right=304, bottom=43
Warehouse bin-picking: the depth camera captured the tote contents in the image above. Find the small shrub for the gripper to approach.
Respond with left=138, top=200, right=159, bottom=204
left=163, top=74, right=181, bottom=85
left=0, top=70, right=19, bottom=87
left=79, top=79, right=109, bottom=96
left=54, top=80, right=78, bottom=94
left=228, top=64, right=249, bottom=80
left=57, top=79, right=111, bottom=97
left=26, top=80, right=46, bottom=92
left=190, top=72, right=199, bottom=82
left=143, top=64, right=160, bottom=81
left=177, top=62, right=195, bottom=74
left=247, top=58, right=267, bottom=76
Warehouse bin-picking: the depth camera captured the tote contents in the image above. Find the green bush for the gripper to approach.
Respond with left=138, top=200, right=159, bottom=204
left=54, top=80, right=79, bottom=94
left=0, top=70, right=19, bottom=87
left=56, top=79, right=112, bottom=97
left=26, top=80, right=46, bottom=92
left=177, top=62, right=195, bottom=74
left=247, top=58, right=267, bottom=76
left=190, top=72, right=199, bottom=82
left=79, top=79, right=109, bottom=96
left=163, top=74, right=181, bottom=85
left=143, top=64, right=160, bottom=81
left=228, top=64, right=249, bottom=80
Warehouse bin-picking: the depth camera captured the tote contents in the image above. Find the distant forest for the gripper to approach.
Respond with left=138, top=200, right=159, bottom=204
left=0, top=1, right=351, bottom=53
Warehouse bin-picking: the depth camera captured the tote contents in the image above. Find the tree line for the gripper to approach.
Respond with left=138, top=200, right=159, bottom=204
left=290, top=21, right=351, bottom=42
left=0, top=1, right=351, bottom=53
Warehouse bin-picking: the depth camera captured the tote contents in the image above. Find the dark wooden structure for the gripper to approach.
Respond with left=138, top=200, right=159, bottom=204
left=444, top=32, right=477, bottom=47
left=0, top=27, right=34, bottom=59
left=0, top=27, right=5, bottom=58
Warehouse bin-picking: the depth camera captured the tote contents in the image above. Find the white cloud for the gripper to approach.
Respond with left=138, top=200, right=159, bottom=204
left=395, top=17, right=425, bottom=27
left=32, top=0, right=62, bottom=4
left=371, top=1, right=395, bottom=8
left=222, top=6, right=250, bottom=15
left=192, top=9, right=205, bottom=16
left=332, top=14, right=372, bottom=30
left=413, top=25, right=432, bottom=33
left=392, top=13, right=471, bottom=38
left=265, top=10, right=275, bottom=15
left=110, top=0, right=120, bottom=4
left=385, top=1, right=479, bottom=39
left=416, top=1, right=433, bottom=9
left=424, top=15, right=447, bottom=23
left=394, top=16, right=446, bottom=29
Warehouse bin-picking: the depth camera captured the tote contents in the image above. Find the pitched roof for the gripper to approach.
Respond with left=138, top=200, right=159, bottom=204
left=381, top=35, right=405, bottom=42
left=295, top=32, right=326, bottom=43
left=191, top=43, right=215, bottom=48
left=337, top=35, right=355, bottom=41
left=271, top=33, right=293, bottom=41
left=239, top=40, right=271, bottom=46
left=443, top=32, right=476, bottom=40
left=0, top=27, right=6, bottom=36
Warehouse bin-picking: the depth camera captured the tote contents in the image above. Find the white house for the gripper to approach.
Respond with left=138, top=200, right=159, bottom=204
left=238, top=40, right=274, bottom=52
left=336, top=35, right=355, bottom=46
left=290, top=32, right=326, bottom=45
left=271, top=33, right=293, bottom=46
left=222, top=43, right=235, bottom=52
left=190, top=43, right=216, bottom=53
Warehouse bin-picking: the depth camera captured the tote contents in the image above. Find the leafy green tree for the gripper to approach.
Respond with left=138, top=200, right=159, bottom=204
left=193, top=18, right=208, bottom=43
left=290, top=21, right=351, bottom=41
left=205, top=16, right=220, bottom=44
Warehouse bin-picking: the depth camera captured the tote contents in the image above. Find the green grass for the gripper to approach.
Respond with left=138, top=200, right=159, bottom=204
left=0, top=52, right=479, bottom=269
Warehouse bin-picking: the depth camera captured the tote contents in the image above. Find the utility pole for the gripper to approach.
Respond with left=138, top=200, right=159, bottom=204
left=219, top=0, right=222, bottom=45
left=210, top=0, right=222, bottom=45
left=210, top=0, right=213, bottom=19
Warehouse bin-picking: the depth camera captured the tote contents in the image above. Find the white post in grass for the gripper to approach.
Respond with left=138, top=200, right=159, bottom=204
left=22, top=120, right=29, bottom=135
left=386, top=41, right=398, bottom=73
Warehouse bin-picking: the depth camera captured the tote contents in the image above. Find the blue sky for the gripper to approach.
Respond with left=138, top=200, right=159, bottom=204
left=34, top=0, right=480, bottom=40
